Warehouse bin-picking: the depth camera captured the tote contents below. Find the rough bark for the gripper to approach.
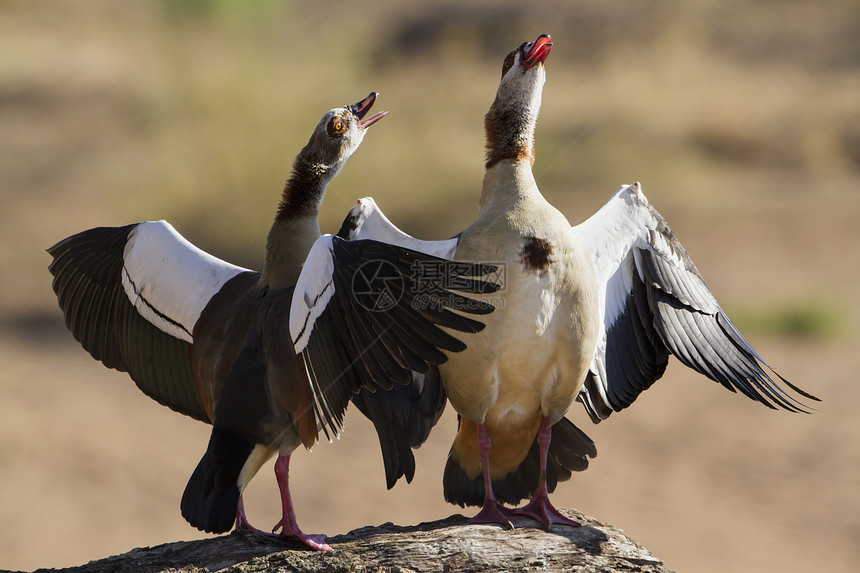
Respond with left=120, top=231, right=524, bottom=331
left=25, top=510, right=672, bottom=573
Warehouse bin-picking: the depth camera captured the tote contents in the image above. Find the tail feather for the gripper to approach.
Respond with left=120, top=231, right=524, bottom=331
left=352, top=366, right=446, bottom=489
left=180, top=427, right=256, bottom=533
left=443, top=417, right=596, bottom=508
left=550, top=419, right=596, bottom=474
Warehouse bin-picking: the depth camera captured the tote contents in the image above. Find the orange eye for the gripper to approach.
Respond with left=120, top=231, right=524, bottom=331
left=327, top=117, right=347, bottom=137
left=501, top=53, right=515, bottom=76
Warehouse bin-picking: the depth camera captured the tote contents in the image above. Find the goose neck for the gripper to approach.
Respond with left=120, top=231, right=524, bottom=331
left=479, top=159, right=541, bottom=209
left=260, top=214, right=322, bottom=289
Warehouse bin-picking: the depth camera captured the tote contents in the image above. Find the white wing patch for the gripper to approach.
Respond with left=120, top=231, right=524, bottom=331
left=572, top=183, right=650, bottom=330
left=290, top=235, right=336, bottom=353
left=603, top=256, right=635, bottom=330
left=346, top=197, right=459, bottom=259
left=121, top=221, right=248, bottom=342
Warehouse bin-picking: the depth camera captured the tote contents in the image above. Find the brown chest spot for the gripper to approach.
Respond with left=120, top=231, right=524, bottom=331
left=521, top=235, right=554, bottom=273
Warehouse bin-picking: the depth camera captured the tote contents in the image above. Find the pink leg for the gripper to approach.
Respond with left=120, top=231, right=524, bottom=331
left=469, top=423, right=514, bottom=529
left=271, top=454, right=333, bottom=551
left=513, top=417, right=580, bottom=528
left=235, top=495, right=269, bottom=535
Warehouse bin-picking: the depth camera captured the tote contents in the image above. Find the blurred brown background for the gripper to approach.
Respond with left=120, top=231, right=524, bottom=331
left=2, top=1, right=859, bottom=571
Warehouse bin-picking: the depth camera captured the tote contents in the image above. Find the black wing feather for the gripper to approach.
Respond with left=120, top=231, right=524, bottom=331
left=298, top=236, right=498, bottom=442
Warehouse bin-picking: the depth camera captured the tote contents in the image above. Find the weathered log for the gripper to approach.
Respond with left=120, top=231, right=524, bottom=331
left=27, top=510, right=672, bottom=573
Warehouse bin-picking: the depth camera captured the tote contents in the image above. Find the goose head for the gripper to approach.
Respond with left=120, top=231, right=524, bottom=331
left=301, top=91, right=389, bottom=181
left=277, top=92, right=388, bottom=220
left=484, top=34, right=552, bottom=168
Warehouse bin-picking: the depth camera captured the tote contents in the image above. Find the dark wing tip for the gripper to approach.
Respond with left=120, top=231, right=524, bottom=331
left=777, top=370, right=821, bottom=403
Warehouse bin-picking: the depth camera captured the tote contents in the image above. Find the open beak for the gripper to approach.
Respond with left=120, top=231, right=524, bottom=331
left=349, top=92, right=389, bottom=129
left=522, top=34, right=552, bottom=69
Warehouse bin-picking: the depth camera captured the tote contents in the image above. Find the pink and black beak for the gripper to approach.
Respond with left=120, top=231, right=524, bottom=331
left=522, top=34, right=552, bottom=69
left=349, top=92, right=389, bottom=129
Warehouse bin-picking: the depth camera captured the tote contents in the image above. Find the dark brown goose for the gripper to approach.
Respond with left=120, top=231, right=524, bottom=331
left=339, top=36, right=819, bottom=529
left=47, top=93, right=497, bottom=550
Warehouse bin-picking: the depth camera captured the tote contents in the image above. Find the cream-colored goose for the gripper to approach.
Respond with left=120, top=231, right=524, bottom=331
left=339, top=35, right=818, bottom=528
left=48, top=93, right=498, bottom=550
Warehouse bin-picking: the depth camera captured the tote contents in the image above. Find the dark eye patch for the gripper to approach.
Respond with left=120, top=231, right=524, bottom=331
left=327, top=115, right=348, bottom=138
left=501, top=52, right=516, bottom=77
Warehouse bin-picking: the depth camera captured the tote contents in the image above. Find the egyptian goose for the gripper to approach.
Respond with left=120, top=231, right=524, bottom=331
left=339, top=35, right=818, bottom=528
left=47, top=93, right=498, bottom=550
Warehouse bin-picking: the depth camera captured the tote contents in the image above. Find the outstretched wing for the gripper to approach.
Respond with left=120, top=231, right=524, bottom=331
left=337, top=199, right=465, bottom=485
left=572, top=183, right=819, bottom=423
left=337, top=196, right=459, bottom=259
left=47, top=221, right=250, bottom=422
left=290, top=235, right=497, bottom=440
